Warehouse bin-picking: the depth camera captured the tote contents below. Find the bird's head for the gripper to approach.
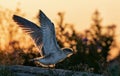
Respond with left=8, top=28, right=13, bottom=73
left=62, top=48, right=73, bottom=57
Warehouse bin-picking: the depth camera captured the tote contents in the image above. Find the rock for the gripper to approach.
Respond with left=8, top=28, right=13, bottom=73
left=15, top=73, right=35, bottom=76
left=0, top=65, right=103, bottom=76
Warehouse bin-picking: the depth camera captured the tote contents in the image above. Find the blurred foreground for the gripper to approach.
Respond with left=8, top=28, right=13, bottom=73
left=0, top=65, right=103, bottom=76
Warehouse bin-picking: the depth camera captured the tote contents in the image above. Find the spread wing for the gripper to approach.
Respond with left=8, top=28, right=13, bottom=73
left=13, top=15, right=43, bottom=55
left=39, top=10, right=61, bottom=55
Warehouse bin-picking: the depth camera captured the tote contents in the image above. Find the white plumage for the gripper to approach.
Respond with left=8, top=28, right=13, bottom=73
left=13, top=10, right=73, bottom=67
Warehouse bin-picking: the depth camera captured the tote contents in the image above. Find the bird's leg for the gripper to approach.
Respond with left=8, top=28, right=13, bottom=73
left=47, top=64, right=57, bottom=75
left=48, top=64, right=55, bottom=69
left=52, top=64, right=55, bottom=69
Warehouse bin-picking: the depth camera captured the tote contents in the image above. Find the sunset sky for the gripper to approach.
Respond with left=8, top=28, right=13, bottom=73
left=0, top=0, right=120, bottom=61
left=0, top=0, right=120, bottom=32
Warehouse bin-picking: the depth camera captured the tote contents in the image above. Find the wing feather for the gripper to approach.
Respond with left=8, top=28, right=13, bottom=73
left=39, top=10, right=61, bottom=55
left=13, top=10, right=61, bottom=57
left=13, top=15, right=43, bottom=53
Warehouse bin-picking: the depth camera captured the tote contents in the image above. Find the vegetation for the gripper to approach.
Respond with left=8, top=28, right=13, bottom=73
left=0, top=7, right=39, bottom=66
left=0, top=6, right=119, bottom=75
left=55, top=11, right=116, bottom=74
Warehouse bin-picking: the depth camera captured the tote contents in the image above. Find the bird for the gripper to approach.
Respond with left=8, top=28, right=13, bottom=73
left=13, top=10, right=73, bottom=67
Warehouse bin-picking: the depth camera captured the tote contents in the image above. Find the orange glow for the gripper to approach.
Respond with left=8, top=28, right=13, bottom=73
left=0, top=0, right=120, bottom=32
left=0, top=0, right=120, bottom=63
left=107, top=47, right=120, bottom=61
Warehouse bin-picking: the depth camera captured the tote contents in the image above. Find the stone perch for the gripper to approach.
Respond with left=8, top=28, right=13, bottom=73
left=0, top=65, right=103, bottom=76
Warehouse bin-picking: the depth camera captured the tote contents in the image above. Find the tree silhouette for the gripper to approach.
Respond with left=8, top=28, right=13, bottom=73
left=55, top=10, right=116, bottom=74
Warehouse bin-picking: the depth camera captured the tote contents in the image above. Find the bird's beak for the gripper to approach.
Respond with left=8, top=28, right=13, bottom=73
left=67, top=53, right=73, bottom=57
